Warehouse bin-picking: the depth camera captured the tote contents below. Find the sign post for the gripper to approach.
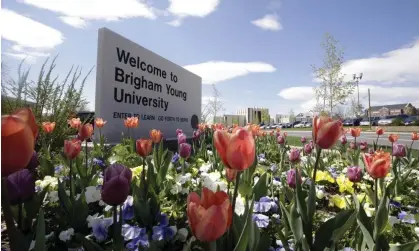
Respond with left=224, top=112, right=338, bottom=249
left=95, top=28, right=202, bottom=143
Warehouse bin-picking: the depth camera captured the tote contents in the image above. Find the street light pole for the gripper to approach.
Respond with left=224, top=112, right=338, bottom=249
left=353, top=73, right=363, bottom=116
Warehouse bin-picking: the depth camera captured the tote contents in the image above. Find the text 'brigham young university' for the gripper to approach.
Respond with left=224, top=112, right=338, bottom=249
left=113, top=47, right=188, bottom=111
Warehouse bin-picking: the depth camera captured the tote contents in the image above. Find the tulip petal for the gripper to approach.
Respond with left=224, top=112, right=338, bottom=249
left=13, top=107, right=38, bottom=138
left=213, top=130, right=231, bottom=168
left=226, top=129, right=255, bottom=170
left=315, top=121, right=343, bottom=149
left=194, top=201, right=230, bottom=242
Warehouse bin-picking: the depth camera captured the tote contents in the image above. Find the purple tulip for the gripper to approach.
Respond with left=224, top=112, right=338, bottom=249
left=277, top=135, right=285, bottom=145
left=309, top=140, right=315, bottom=149
left=287, top=169, right=302, bottom=189
left=7, top=169, right=35, bottom=205
left=193, top=130, right=201, bottom=140
left=26, top=151, right=39, bottom=171
left=301, top=136, right=307, bottom=144
left=304, top=144, right=312, bottom=155
left=393, top=144, right=406, bottom=158
left=179, top=143, right=192, bottom=159
left=176, top=129, right=183, bottom=136
left=177, top=133, right=187, bottom=144
left=101, top=164, right=132, bottom=206
left=346, top=166, right=362, bottom=182
left=340, top=135, right=347, bottom=145
left=358, top=141, right=368, bottom=151
left=289, top=148, right=300, bottom=163
left=350, top=142, right=356, bottom=150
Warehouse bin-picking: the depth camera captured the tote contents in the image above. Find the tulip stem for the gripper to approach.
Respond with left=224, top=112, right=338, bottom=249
left=1, top=178, right=21, bottom=251
left=206, top=241, right=217, bottom=251
left=312, top=148, right=322, bottom=183
left=17, top=203, right=23, bottom=231
left=182, top=158, right=186, bottom=175
left=85, top=140, right=88, bottom=170
left=374, top=178, right=378, bottom=211
left=69, top=160, right=74, bottom=199
left=231, top=172, right=241, bottom=226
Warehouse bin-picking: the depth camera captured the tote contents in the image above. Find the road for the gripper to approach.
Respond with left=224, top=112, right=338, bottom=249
left=275, top=130, right=418, bottom=150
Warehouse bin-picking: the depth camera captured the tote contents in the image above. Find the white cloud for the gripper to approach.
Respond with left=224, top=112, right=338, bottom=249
left=184, top=61, right=276, bottom=84
left=277, top=86, right=315, bottom=101
left=251, top=14, right=282, bottom=31
left=168, top=0, right=220, bottom=18
left=3, top=51, right=49, bottom=64
left=167, top=19, right=182, bottom=27
left=341, top=39, right=419, bottom=83
left=22, top=0, right=156, bottom=28
left=1, top=9, right=64, bottom=50
left=59, top=16, right=88, bottom=28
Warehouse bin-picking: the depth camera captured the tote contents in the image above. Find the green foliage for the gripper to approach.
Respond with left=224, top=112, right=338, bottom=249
left=1, top=58, right=92, bottom=151
left=392, top=117, right=404, bottom=126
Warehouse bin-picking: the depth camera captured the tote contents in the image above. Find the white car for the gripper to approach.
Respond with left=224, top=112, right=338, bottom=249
left=294, top=122, right=306, bottom=128
left=378, top=118, right=393, bottom=126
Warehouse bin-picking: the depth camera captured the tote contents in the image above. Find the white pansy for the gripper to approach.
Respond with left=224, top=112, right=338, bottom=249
left=201, top=172, right=227, bottom=192
left=207, top=150, right=213, bottom=156
left=59, top=228, right=74, bottom=242
left=48, top=191, right=59, bottom=203
left=177, top=228, right=188, bottom=242
left=363, top=203, right=375, bottom=217
left=170, top=183, right=182, bottom=195
left=97, top=178, right=103, bottom=185
left=36, top=176, right=59, bottom=190
left=415, top=227, right=419, bottom=237
left=234, top=195, right=245, bottom=216
left=181, top=187, right=189, bottom=195
left=86, top=213, right=103, bottom=228
left=316, top=189, right=325, bottom=199
left=85, top=186, right=101, bottom=204
left=176, top=173, right=192, bottom=184
left=388, top=216, right=400, bottom=227
left=199, top=163, right=212, bottom=173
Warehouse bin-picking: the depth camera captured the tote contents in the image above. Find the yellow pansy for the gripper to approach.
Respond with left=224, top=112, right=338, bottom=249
left=197, top=158, right=205, bottom=164
left=329, top=195, right=347, bottom=209
left=315, top=170, right=335, bottom=183
left=336, top=174, right=354, bottom=194
left=131, top=166, right=144, bottom=178
left=357, top=193, right=371, bottom=204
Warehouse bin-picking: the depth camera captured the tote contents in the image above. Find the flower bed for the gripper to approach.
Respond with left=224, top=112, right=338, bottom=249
left=2, top=108, right=419, bottom=251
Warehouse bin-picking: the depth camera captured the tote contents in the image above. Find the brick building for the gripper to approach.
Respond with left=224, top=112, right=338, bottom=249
left=367, top=103, right=414, bottom=117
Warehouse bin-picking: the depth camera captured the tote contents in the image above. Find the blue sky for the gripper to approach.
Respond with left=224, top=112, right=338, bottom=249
left=2, top=0, right=419, bottom=118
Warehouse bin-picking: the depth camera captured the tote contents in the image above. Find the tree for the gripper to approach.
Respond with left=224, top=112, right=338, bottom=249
left=405, top=104, right=417, bottom=115
left=312, top=33, right=354, bottom=113
left=261, top=109, right=270, bottom=124
left=200, top=102, right=211, bottom=123
left=348, top=96, right=364, bottom=117
left=207, top=84, right=225, bottom=123
left=289, top=109, right=296, bottom=122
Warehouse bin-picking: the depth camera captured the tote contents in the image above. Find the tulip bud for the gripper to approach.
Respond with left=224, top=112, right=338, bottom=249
left=376, top=127, right=384, bottom=135
left=392, top=144, right=406, bottom=158
left=150, top=129, right=162, bottom=144
left=176, top=129, right=183, bottom=136
left=95, top=118, right=106, bottom=128
left=346, top=166, right=362, bottom=183
left=26, top=151, right=39, bottom=171
left=301, top=136, right=307, bottom=144
left=42, top=122, right=56, bottom=133
left=287, top=169, right=302, bottom=189
left=363, top=151, right=391, bottom=179
left=289, top=148, right=301, bottom=163
left=388, top=134, right=399, bottom=143
left=411, top=132, right=419, bottom=141
left=101, top=164, right=132, bottom=206
left=178, top=133, right=187, bottom=144
left=193, top=130, right=201, bottom=140
left=64, top=139, right=82, bottom=160
left=68, top=118, right=81, bottom=129
left=136, top=139, right=153, bottom=157
left=7, top=169, right=35, bottom=205
left=350, top=128, right=361, bottom=138
left=78, top=123, right=93, bottom=141
left=312, top=115, right=343, bottom=149
left=179, top=143, right=192, bottom=159
left=340, top=135, right=347, bottom=145
left=303, top=144, right=312, bottom=155
left=277, top=135, right=285, bottom=145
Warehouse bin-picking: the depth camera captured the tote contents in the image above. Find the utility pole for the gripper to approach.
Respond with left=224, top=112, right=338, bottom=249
left=368, top=88, right=371, bottom=130
left=353, top=73, right=363, bottom=116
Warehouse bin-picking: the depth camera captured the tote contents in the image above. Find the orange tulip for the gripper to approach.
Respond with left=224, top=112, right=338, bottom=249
left=95, top=118, right=106, bottom=128
left=68, top=118, right=81, bottom=129
left=276, top=127, right=280, bottom=133
left=42, top=122, right=56, bottom=133
left=388, top=134, right=399, bottom=143
left=376, top=127, right=384, bottom=136
left=214, top=128, right=255, bottom=171
left=136, top=139, right=153, bottom=157
left=363, top=151, right=391, bottom=179
left=1, top=108, right=37, bottom=176
left=124, top=117, right=139, bottom=128
left=225, top=168, right=237, bottom=182
left=78, top=123, right=93, bottom=141
left=150, top=129, right=162, bottom=143
left=187, top=187, right=232, bottom=242
left=64, top=139, right=82, bottom=160
left=312, top=115, right=344, bottom=149
left=412, top=132, right=419, bottom=141
left=350, top=128, right=362, bottom=138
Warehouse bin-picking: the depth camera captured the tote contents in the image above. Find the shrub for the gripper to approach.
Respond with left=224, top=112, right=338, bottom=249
left=391, top=117, right=404, bottom=126
left=1, top=57, right=92, bottom=151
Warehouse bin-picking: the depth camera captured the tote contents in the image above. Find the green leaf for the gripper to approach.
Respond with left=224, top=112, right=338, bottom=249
left=255, top=233, right=271, bottom=251
left=33, top=208, right=45, bottom=251
left=233, top=197, right=255, bottom=251
left=331, top=209, right=357, bottom=242
left=374, top=181, right=390, bottom=239
left=307, top=181, right=316, bottom=225
left=248, top=220, right=260, bottom=251
left=389, top=242, right=419, bottom=251
left=57, top=179, right=72, bottom=213
left=288, top=202, right=304, bottom=242
left=295, top=168, right=308, bottom=224
left=357, top=205, right=375, bottom=250
left=313, top=217, right=335, bottom=250
left=252, top=172, right=269, bottom=201
left=157, top=151, right=173, bottom=187
left=146, top=158, right=157, bottom=192
left=24, top=185, right=49, bottom=225
left=75, top=233, right=104, bottom=251
left=238, top=181, right=252, bottom=197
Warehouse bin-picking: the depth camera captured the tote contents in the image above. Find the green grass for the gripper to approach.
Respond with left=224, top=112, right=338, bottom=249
left=285, top=136, right=419, bottom=158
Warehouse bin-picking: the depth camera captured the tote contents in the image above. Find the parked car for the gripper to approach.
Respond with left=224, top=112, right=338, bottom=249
left=378, top=115, right=408, bottom=126
left=304, top=122, right=312, bottom=127
left=404, top=116, right=419, bottom=126
left=360, top=117, right=379, bottom=126
left=343, top=118, right=362, bottom=126
left=294, top=122, right=305, bottom=128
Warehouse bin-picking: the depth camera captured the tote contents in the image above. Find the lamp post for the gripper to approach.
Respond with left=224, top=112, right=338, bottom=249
left=353, top=73, right=363, bottom=116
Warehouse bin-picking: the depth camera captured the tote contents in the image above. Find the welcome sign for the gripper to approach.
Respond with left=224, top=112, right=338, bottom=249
left=95, top=28, right=202, bottom=143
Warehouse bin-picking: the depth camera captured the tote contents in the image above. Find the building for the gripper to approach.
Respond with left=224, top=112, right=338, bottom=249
left=237, top=107, right=270, bottom=125
left=367, top=103, right=415, bottom=117
left=295, top=112, right=313, bottom=122
left=275, top=114, right=295, bottom=124
left=222, top=114, right=246, bottom=126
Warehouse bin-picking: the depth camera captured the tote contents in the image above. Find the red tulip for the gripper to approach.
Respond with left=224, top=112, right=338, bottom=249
left=136, top=139, right=153, bottom=157
left=376, top=127, right=384, bottom=136
left=42, top=122, right=56, bottom=133
left=312, top=115, right=344, bottom=149
left=213, top=128, right=255, bottom=171
left=68, top=118, right=81, bottom=129
left=187, top=187, right=232, bottom=242
left=363, top=151, right=391, bottom=179
left=350, top=128, right=361, bottom=138
left=388, top=134, right=399, bottom=143
left=64, top=139, right=82, bottom=160
left=2, top=107, right=37, bottom=176
left=411, top=132, right=419, bottom=141
left=150, top=129, right=163, bottom=143
left=78, top=123, right=93, bottom=141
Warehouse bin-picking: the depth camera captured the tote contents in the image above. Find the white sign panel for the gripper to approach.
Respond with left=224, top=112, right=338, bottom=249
left=95, top=28, right=202, bottom=143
